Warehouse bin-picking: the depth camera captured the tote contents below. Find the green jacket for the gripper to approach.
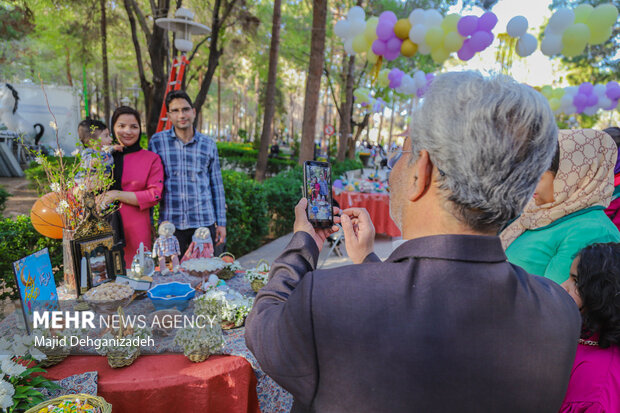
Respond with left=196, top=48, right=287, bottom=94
left=506, top=207, right=620, bottom=284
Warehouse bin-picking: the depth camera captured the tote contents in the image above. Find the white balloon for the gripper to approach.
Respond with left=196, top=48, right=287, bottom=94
left=409, top=8, right=426, bottom=26
left=599, top=97, right=613, bottom=109
left=347, top=6, right=365, bottom=22
left=507, top=16, right=528, bottom=38
left=349, top=18, right=366, bottom=37
left=417, top=43, right=431, bottom=55
left=540, top=33, right=563, bottom=56
left=409, top=24, right=428, bottom=44
left=564, top=86, right=579, bottom=96
left=593, top=84, right=607, bottom=97
left=560, top=94, right=573, bottom=107
left=413, top=71, right=427, bottom=89
left=548, top=8, right=575, bottom=34
left=424, top=9, right=443, bottom=27
left=334, top=20, right=351, bottom=39
left=583, top=106, right=598, bottom=116
left=344, top=38, right=355, bottom=55
left=516, top=33, right=537, bottom=57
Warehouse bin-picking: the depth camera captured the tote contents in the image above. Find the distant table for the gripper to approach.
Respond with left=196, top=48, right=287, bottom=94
left=333, top=190, right=401, bottom=237
left=44, top=354, right=260, bottom=413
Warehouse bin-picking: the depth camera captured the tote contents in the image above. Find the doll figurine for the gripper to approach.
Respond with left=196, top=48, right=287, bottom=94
left=181, top=227, right=214, bottom=263
left=152, top=221, right=181, bottom=275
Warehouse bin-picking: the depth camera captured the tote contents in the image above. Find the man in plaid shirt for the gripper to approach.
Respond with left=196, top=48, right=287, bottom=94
left=149, top=90, right=227, bottom=256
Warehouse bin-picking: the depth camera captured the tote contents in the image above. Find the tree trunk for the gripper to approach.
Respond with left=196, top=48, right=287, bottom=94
left=255, top=0, right=282, bottom=182
left=338, top=55, right=355, bottom=161
left=388, top=99, right=397, bottom=149
left=252, top=72, right=260, bottom=140
left=217, top=72, right=221, bottom=139
left=299, top=0, right=327, bottom=164
left=65, top=47, right=73, bottom=87
left=377, top=108, right=384, bottom=145
left=100, top=0, right=110, bottom=124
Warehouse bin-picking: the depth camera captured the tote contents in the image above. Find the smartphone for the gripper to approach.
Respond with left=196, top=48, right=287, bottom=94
left=303, top=160, right=334, bottom=228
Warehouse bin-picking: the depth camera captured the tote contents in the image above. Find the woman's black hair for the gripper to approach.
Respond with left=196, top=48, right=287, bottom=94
left=110, top=106, right=142, bottom=140
left=604, top=127, right=620, bottom=149
left=576, top=242, right=620, bottom=348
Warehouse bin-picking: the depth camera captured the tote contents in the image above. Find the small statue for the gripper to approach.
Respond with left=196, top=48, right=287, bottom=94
left=181, top=227, right=214, bottom=263
left=152, top=221, right=180, bottom=275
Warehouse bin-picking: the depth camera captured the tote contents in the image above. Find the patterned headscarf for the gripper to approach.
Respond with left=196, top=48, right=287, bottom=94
left=501, top=129, right=616, bottom=249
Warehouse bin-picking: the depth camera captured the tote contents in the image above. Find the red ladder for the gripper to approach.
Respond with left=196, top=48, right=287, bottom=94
left=156, top=54, right=189, bottom=133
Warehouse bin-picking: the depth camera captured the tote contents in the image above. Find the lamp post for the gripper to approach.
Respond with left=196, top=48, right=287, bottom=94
left=155, top=8, right=209, bottom=55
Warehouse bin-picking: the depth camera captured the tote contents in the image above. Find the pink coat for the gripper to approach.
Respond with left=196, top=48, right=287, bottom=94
left=118, top=150, right=164, bottom=267
left=604, top=174, right=620, bottom=231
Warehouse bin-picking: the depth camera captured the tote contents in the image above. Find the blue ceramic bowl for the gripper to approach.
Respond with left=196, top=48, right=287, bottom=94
left=147, top=282, right=195, bottom=311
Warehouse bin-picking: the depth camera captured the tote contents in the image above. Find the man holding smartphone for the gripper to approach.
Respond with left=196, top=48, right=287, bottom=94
left=149, top=90, right=226, bottom=256
left=245, top=72, right=581, bottom=412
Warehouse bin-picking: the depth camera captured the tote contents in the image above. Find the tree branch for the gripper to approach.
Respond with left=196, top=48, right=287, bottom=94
left=323, top=66, right=342, bottom=121
left=123, top=0, right=149, bottom=89
left=220, top=0, right=240, bottom=26
left=188, top=35, right=210, bottom=62
left=129, top=0, right=152, bottom=43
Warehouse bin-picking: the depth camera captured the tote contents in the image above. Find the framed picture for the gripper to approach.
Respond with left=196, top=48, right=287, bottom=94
left=13, top=248, right=59, bottom=334
left=71, top=234, right=125, bottom=295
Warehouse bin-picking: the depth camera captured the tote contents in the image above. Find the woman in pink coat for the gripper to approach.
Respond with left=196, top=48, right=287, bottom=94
left=100, top=106, right=163, bottom=267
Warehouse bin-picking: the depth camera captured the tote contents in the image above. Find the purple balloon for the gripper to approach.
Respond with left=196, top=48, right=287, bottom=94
left=477, top=12, right=498, bottom=31
left=457, top=16, right=478, bottom=37
left=417, top=87, right=428, bottom=97
left=573, top=93, right=587, bottom=107
left=606, top=85, right=620, bottom=100
left=333, top=179, right=343, bottom=189
left=578, top=82, right=594, bottom=95
left=386, top=36, right=403, bottom=52
left=482, top=31, right=495, bottom=48
left=425, top=73, right=435, bottom=82
left=380, top=11, right=398, bottom=24
left=388, top=68, right=404, bottom=81
left=586, top=94, right=598, bottom=106
left=383, top=48, right=400, bottom=61
left=470, top=31, right=491, bottom=52
left=457, top=39, right=476, bottom=61
left=376, top=20, right=395, bottom=41
left=372, top=39, right=387, bottom=55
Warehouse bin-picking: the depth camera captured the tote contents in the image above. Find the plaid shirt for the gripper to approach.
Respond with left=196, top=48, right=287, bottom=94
left=153, top=235, right=180, bottom=257
left=149, top=128, right=226, bottom=229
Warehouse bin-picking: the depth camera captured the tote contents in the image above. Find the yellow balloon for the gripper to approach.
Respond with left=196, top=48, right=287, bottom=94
left=443, top=31, right=464, bottom=52
left=364, top=17, right=379, bottom=43
left=562, top=42, right=585, bottom=57
left=377, top=69, right=390, bottom=88
left=589, top=24, right=612, bottom=45
left=552, top=88, right=565, bottom=99
left=394, top=19, right=412, bottom=40
left=563, top=24, right=589, bottom=49
left=431, top=47, right=449, bottom=64
left=541, top=85, right=553, bottom=98
left=353, top=34, right=368, bottom=53
left=367, top=49, right=378, bottom=63
left=425, top=26, right=444, bottom=49
left=400, top=39, right=418, bottom=57
left=591, top=3, right=619, bottom=27
left=549, top=98, right=561, bottom=111
left=574, top=4, right=594, bottom=24
left=441, top=14, right=461, bottom=33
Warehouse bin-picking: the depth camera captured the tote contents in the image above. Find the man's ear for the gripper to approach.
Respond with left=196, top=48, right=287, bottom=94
left=408, top=150, right=433, bottom=202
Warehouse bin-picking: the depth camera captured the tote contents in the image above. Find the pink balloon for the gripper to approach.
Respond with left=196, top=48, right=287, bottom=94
left=457, top=39, right=475, bottom=61
left=470, top=31, right=491, bottom=52
left=380, top=11, right=398, bottom=24
left=383, top=48, right=400, bottom=61
left=386, top=37, right=403, bottom=52
left=372, top=39, right=387, bottom=55
left=477, top=12, right=498, bottom=31
left=376, top=20, right=395, bottom=41
left=457, top=16, right=478, bottom=37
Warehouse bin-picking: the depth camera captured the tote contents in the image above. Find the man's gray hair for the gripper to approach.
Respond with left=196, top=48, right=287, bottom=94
left=410, top=71, right=557, bottom=232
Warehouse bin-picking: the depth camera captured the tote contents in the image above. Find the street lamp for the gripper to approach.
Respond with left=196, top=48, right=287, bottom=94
left=155, top=8, right=209, bottom=53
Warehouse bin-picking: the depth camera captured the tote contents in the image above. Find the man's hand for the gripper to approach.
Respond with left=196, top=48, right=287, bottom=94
left=293, top=198, right=339, bottom=252
left=340, top=208, right=375, bottom=264
left=215, top=226, right=226, bottom=246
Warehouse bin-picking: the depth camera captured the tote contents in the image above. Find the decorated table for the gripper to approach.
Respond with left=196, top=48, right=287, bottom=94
left=333, top=189, right=401, bottom=237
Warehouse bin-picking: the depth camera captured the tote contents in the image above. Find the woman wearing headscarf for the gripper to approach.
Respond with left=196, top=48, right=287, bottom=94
left=100, top=106, right=164, bottom=266
left=501, top=129, right=620, bottom=284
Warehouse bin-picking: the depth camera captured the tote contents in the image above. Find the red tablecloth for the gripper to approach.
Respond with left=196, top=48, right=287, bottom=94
left=44, top=354, right=260, bottom=413
left=333, top=191, right=401, bottom=237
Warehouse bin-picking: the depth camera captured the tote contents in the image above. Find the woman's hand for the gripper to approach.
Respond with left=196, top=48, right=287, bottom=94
left=98, top=190, right=119, bottom=208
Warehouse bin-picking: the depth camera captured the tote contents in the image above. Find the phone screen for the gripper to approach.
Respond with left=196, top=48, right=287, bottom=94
left=304, top=161, right=333, bottom=228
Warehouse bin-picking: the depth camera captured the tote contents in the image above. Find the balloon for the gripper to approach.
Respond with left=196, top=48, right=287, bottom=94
left=573, top=4, right=594, bottom=24
left=376, top=20, right=395, bottom=40
left=562, top=42, right=585, bottom=57
left=384, top=48, right=400, bottom=61
left=600, top=97, right=613, bottom=110
left=583, top=106, right=598, bottom=116
left=401, top=39, right=418, bottom=57
left=425, top=9, right=443, bottom=27
left=394, top=19, right=412, bottom=40
left=552, top=88, right=565, bottom=99
left=516, top=33, right=537, bottom=57
left=372, top=39, right=386, bottom=55
left=588, top=25, right=612, bottom=45
left=364, top=17, right=379, bottom=42
left=444, top=31, right=464, bottom=52
left=367, top=49, right=378, bottom=63
left=386, top=36, right=403, bottom=52
left=425, top=26, right=444, bottom=49
left=548, top=8, right=575, bottom=33
left=606, top=83, right=620, bottom=100
left=541, top=86, right=553, bottom=98
left=573, top=93, right=587, bottom=107
left=408, top=8, right=426, bottom=26
left=349, top=18, right=366, bottom=36
left=431, top=47, right=449, bottom=63
left=549, top=98, right=561, bottom=111
left=477, top=12, right=498, bottom=31
left=457, top=39, right=475, bottom=61
left=334, top=20, right=351, bottom=39
left=562, top=24, right=589, bottom=55
left=380, top=11, right=398, bottom=24
left=442, top=14, right=460, bottom=33
left=388, top=68, right=404, bottom=88
left=593, top=84, right=607, bottom=97
left=377, top=69, right=390, bottom=88
left=506, top=16, right=528, bottom=38
left=564, top=86, right=579, bottom=96
left=540, top=33, right=563, bottom=56
left=586, top=94, right=598, bottom=107
left=352, top=34, right=368, bottom=53
left=333, top=179, right=343, bottom=189
left=348, top=6, right=365, bottom=22
left=470, top=30, right=492, bottom=52
left=413, top=71, right=427, bottom=88
left=591, top=3, right=619, bottom=27
left=409, top=24, right=428, bottom=44
left=417, top=42, right=431, bottom=55
left=578, top=82, right=594, bottom=95
left=344, top=38, right=355, bottom=55
left=31, top=192, right=64, bottom=239
left=457, top=16, right=478, bottom=36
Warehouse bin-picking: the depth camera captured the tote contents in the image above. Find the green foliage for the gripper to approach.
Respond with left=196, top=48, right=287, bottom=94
left=221, top=170, right=269, bottom=257
left=238, top=129, right=248, bottom=142
left=332, top=159, right=364, bottom=178
left=262, top=166, right=304, bottom=237
left=0, top=2, right=34, bottom=41
left=0, top=215, right=63, bottom=301
left=217, top=142, right=296, bottom=176
left=216, top=142, right=256, bottom=158
left=24, top=156, right=77, bottom=194
left=0, top=185, right=11, bottom=216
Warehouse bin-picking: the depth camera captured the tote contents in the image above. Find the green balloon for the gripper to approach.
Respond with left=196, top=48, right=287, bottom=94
left=563, top=24, right=590, bottom=49
left=549, top=98, right=561, bottom=111
left=552, top=88, right=565, bottom=99
left=541, top=85, right=553, bottom=98
left=425, top=26, right=444, bottom=49
left=591, top=3, right=619, bottom=27
left=574, top=4, right=594, bottom=24
left=589, top=24, right=613, bottom=45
